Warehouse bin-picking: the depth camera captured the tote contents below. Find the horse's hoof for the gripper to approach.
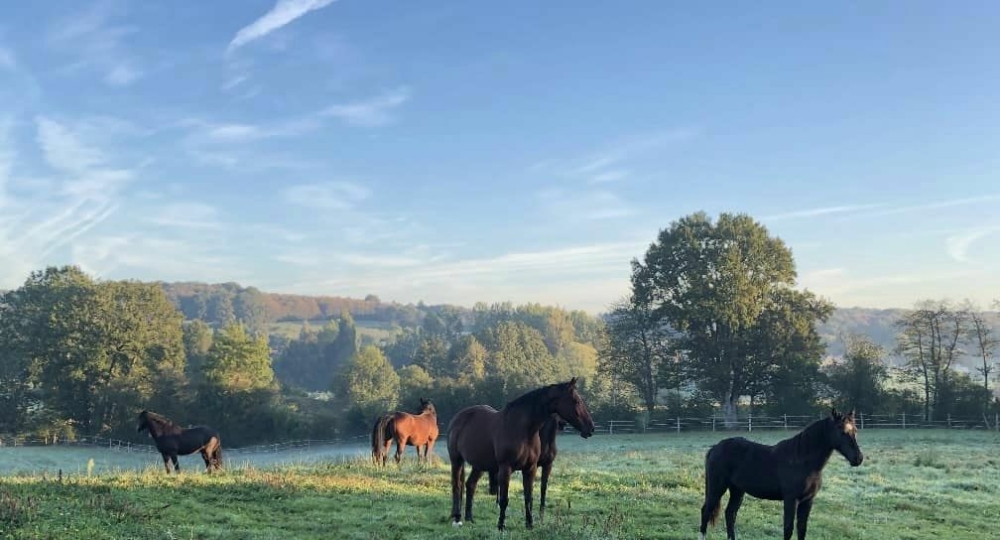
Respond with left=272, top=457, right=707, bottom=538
left=452, top=521, right=463, bottom=528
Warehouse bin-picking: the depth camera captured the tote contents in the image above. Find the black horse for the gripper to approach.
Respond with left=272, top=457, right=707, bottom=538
left=137, top=410, right=223, bottom=474
left=486, top=414, right=566, bottom=519
left=699, top=409, right=864, bottom=540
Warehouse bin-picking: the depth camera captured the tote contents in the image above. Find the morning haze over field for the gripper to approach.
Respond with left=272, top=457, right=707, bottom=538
left=0, top=1, right=998, bottom=313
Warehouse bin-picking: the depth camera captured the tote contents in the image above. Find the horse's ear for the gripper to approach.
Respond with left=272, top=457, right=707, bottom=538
left=830, top=407, right=841, bottom=420
left=847, top=409, right=856, bottom=420
left=568, top=377, right=578, bottom=387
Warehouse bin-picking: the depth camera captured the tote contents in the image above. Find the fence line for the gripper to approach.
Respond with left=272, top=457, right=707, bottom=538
left=1, top=412, right=996, bottom=452
left=0, top=433, right=371, bottom=454
left=577, top=411, right=1000, bottom=435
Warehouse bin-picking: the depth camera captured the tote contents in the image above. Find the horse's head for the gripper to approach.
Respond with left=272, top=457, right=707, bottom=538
left=827, top=408, right=863, bottom=467
left=418, top=397, right=436, bottom=415
left=137, top=410, right=151, bottom=433
left=550, top=377, right=595, bottom=438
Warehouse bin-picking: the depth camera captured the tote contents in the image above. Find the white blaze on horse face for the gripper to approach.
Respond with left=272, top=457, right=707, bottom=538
left=843, top=420, right=857, bottom=436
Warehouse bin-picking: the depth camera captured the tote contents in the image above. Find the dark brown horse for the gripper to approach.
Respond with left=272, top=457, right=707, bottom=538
left=448, top=378, right=595, bottom=530
left=137, top=410, right=223, bottom=474
left=699, top=409, right=864, bottom=540
left=487, top=414, right=566, bottom=519
left=371, top=398, right=439, bottom=466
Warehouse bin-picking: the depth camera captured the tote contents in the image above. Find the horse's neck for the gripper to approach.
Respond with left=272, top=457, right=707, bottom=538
left=780, top=423, right=834, bottom=468
left=149, top=422, right=181, bottom=437
left=502, top=403, right=549, bottom=437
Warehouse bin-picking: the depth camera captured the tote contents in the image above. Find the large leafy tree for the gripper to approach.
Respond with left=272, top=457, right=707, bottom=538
left=339, top=345, right=399, bottom=420
left=202, top=322, right=274, bottom=393
left=632, top=212, right=832, bottom=425
left=477, top=320, right=563, bottom=404
left=0, top=266, right=187, bottom=437
left=824, top=335, right=888, bottom=413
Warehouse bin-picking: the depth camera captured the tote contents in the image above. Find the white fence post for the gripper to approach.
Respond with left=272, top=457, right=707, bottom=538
left=748, top=412, right=753, bottom=433
left=902, top=412, right=906, bottom=429
left=783, top=414, right=788, bottom=430
left=676, top=416, right=681, bottom=434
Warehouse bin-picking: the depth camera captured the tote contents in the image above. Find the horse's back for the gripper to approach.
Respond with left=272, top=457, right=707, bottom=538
left=706, top=436, right=782, bottom=500
left=447, top=405, right=499, bottom=466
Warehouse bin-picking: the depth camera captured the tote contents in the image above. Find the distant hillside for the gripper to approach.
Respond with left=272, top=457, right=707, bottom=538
left=149, top=282, right=999, bottom=368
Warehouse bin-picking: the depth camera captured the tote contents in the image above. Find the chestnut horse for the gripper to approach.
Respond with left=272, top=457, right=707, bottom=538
left=448, top=378, right=595, bottom=530
left=699, top=409, right=864, bottom=540
left=371, top=398, right=439, bottom=466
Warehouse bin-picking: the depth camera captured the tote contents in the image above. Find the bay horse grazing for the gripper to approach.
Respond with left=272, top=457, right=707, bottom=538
left=448, top=378, right=595, bottom=530
left=136, top=410, right=223, bottom=474
left=487, top=414, right=567, bottom=520
left=371, top=398, right=439, bottom=466
left=699, top=409, right=864, bottom=540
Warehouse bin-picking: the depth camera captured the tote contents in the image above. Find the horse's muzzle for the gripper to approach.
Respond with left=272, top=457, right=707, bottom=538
left=850, top=453, right=864, bottom=467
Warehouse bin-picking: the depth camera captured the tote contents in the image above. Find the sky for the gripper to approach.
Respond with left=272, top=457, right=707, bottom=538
left=0, top=1, right=998, bottom=314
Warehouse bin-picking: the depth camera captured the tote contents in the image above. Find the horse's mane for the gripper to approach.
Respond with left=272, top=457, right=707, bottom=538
left=774, top=416, right=833, bottom=458
left=142, top=411, right=181, bottom=432
left=503, top=382, right=565, bottom=413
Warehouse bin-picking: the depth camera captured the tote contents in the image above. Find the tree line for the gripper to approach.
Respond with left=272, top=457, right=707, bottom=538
left=1, top=212, right=997, bottom=447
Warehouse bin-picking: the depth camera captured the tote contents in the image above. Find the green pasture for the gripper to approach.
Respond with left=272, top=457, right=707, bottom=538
left=0, top=430, right=998, bottom=539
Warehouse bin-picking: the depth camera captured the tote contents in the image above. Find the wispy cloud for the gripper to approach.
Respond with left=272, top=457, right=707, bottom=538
left=856, top=194, right=1000, bottom=218
left=537, top=188, right=635, bottom=221
left=46, top=3, right=143, bottom=86
left=227, top=0, right=338, bottom=54
left=533, top=128, right=700, bottom=183
left=282, top=241, right=644, bottom=312
left=762, top=204, right=884, bottom=221
left=148, top=202, right=223, bottom=230
left=0, top=116, right=136, bottom=288
left=946, top=225, right=1000, bottom=263
left=322, top=86, right=412, bottom=127
left=285, top=181, right=371, bottom=210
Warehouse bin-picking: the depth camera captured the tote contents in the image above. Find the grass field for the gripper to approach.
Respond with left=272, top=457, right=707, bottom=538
left=1, top=429, right=998, bottom=539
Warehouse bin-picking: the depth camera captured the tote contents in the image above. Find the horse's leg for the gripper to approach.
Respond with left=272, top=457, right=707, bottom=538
left=201, top=448, right=211, bottom=472
left=171, top=454, right=180, bottom=473
left=782, top=497, right=798, bottom=540
left=162, top=454, right=172, bottom=474
left=464, top=468, right=484, bottom=523
left=795, top=497, right=814, bottom=540
left=450, top=457, right=465, bottom=526
left=521, top=464, right=537, bottom=530
left=426, top=439, right=436, bottom=465
left=539, top=462, right=552, bottom=522
left=394, top=436, right=404, bottom=465
left=496, top=464, right=512, bottom=531
left=700, top=476, right=727, bottom=539
left=724, top=488, right=744, bottom=540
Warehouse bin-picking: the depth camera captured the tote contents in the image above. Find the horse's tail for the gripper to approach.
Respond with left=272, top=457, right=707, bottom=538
left=704, top=444, right=721, bottom=527
left=371, top=416, right=382, bottom=460
left=384, top=415, right=396, bottom=442
left=374, top=414, right=392, bottom=462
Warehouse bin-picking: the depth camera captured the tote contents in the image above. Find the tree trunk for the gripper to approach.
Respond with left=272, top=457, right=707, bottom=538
left=722, top=396, right=738, bottom=428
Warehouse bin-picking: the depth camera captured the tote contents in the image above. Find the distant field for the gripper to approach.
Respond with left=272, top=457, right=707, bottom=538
left=268, top=320, right=401, bottom=344
left=1, top=430, right=998, bottom=539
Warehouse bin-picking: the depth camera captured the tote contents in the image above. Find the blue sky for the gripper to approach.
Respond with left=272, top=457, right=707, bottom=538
left=1, top=0, right=998, bottom=313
